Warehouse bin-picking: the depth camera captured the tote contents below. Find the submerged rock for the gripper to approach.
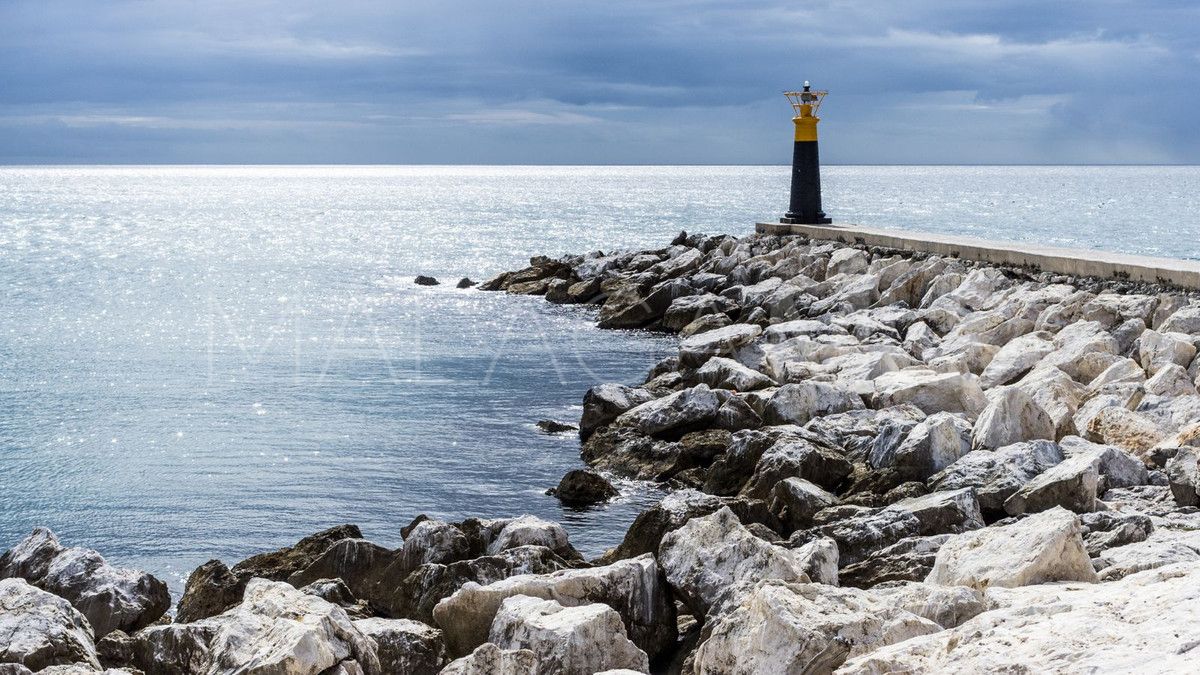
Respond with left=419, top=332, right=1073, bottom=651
left=548, top=469, right=618, bottom=506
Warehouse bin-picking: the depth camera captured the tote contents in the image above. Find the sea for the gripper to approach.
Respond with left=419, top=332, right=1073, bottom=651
left=1, top=165, right=1198, bottom=595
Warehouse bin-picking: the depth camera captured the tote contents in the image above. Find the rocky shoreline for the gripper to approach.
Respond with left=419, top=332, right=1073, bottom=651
left=5, top=230, right=1200, bottom=673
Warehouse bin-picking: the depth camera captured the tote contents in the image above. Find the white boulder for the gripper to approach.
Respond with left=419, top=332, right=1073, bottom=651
left=925, top=507, right=1098, bottom=589
left=488, top=596, right=649, bottom=675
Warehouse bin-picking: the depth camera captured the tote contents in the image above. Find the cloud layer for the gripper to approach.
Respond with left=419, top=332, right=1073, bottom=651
left=1, top=0, right=1197, bottom=163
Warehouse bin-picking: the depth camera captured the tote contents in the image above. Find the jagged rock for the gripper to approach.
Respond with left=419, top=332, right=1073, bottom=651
left=535, top=419, right=576, bottom=434
left=441, top=642, right=538, bottom=675
left=1091, top=530, right=1200, bottom=580
left=399, top=519, right=470, bottom=572
left=839, top=535, right=950, bottom=589
left=231, top=524, right=361, bottom=582
left=1158, top=304, right=1200, bottom=333
left=873, top=412, right=972, bottom=479
left=971, top=386, right=1055, bottom=450
left=131, top=579, right=380, bottom=675
left=1085, top=406, right=1165, bottom=456
left=713, top=394, right=763, bottom=431
left=175, top=560, right=243, bottom=623
left=580, top=426, right=683, bottom=481
left=740, top=438, right=853, bottom=499
left=1144, top=363, right=1197, bottom=397
left=768, top=477, right=837, bottom=534
left=679, top=313, right=731, bottom=338
left=1079, top=511, right=1153, bottom=557
left=1140, top=329, right=1196, bottom=375
left=0, top=578, right=99, bottom=670
left=695, top=356, right=773, bottom=391
left=1014, top=365, right=1083, bottom=439
left=614, top=384, right=721, bottom=438
left=599, top=278, right=691, bottom=329
left=486, top=517, right=579, bottom=561
left=579, top=384, right=655, bottom=440
left=658, top=507, right=811, bottom=615
left=1059, top=435, right=1148, bottom=490
left=844, top=562, right=1200, bottom=673
left=827, top=248, right=870, bottom=277
left=792, top=536, right=839, bottom=586
left=661, top=294, right=732, bottom=332
left=691, top=579, right=940, bottom=674
left=764, top=382, right=865, bottom=426
left=354, top=618, right=446, bottom=675
left=1003, top=451, right=1099, bottom=515
left=762, top=319, right=848, bottom=343
left=432, top=555, right=675, bottom=660
left=929, top=439, right=1064, bottom=515
left=926, top=507, right=1097, bottom=589
left=488, top=596, right=649, bottom=675
left=978, top=332, right=1056, bottom=388
left=549, top=470, right=618, bottom=506
left=371, top=556, right=513, bottom=623
left=803, top=489, right=984, bottom=566
left=870, top=370, right=987, bottom=418
left=677, top=324, right=762, bottom=368
left=1165, top=447, right=1200, bottom=506
left=0, top=529, right=170, bottom=639
left=301, top=578, right=361, bottom=610
left=288, top=538, right=396, bottom=601
left=600, top=490, right=723, bottom=562
left=457, top=277, right=478, bottom=289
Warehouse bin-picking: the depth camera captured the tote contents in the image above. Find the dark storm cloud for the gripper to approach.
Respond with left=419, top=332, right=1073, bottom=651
left=1, top=0, right=1197, bottom=163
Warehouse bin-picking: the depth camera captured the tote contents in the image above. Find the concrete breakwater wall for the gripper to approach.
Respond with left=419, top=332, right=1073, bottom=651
left=758, top=222, right=1200, bottom=290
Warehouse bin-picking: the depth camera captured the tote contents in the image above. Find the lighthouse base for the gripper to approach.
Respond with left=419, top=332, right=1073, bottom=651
left=780, top=213, right=831, bottom=225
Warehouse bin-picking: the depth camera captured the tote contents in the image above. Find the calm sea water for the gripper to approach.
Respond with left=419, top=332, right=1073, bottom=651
left=1, top=165, right=1198, bottom=594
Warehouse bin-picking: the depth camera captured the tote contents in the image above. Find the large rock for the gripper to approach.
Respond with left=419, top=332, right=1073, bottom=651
left=1003, top=451, right=1099, bottom=515
left=658, top=507, right=811, bottom=616
left=979, top=331, right=1055, bottom=388
left=925, top=507, right=1098, bottom=589
left=432, top=555, right=675, bottom=660
left=740, top=439, right=854, bottom=498
left=0, top=578, right=100, bottom=671
left=691, top=580, right=940, bottom=674
left=695, top=356, right=773, bottom=391
left=579, top=384, right=655, bottom=440
left=600, top=490, right=724, bottom=562
left=131, top=579, right=381, bottom=675
left=440, top=642, right=538, bottom=675
left=614, top=384, right=721, bottom=438
left=764, top=382, right=865, bottom=426
left=871, top=412, right=972, bottom=479
left=1139, top=329, right=1196, bottom=375
left=353, top=618, right=446, bottom=675
left=231, top=524, right=362, bottom=582
left=288, top=538, right=397, bottom=601
left=486, top=517, right=578, bottom=561
left=175, top=559, right=244, bottom=623
left=768, top=477, right=837, bottom=534
left=971, top=385, right=1055, bottom=450
left=488, top=596, right=649, bottom=675
left=0, top=529, right=170, bottom=638
left=678, top=323, right=762, bottom=368
left=870, top=370, right=987, bottom=418
left=806, top=489, right=984, bottom=566
left=1166, top=447, right=1200, bottom=506
left=928, top=439, right=1064, bottom=515
left=1091, top=530, right=1200, bottom=581
left=843, top=562, right=1200, bottom=674
left=839, top=535, right=950, bottom=589
left=550, top=469, right=618, bottom=506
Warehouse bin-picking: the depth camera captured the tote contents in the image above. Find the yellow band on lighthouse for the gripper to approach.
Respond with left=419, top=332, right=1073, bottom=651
left=793, top=116, right=819, bottom=142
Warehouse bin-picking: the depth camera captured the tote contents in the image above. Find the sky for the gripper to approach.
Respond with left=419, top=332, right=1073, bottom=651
left=1, top=0, right=1198, bottom=165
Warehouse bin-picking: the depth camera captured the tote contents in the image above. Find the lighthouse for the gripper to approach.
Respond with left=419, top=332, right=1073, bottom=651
left=780, top=82, right=831, bottom=224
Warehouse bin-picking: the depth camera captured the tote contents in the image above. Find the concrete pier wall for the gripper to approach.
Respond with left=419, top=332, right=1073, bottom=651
left=757, top=222, right=1200, bottom=290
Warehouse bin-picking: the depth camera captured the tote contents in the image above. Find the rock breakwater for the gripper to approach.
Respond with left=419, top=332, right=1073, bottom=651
left=4, top=230, right=1200, bottom=673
